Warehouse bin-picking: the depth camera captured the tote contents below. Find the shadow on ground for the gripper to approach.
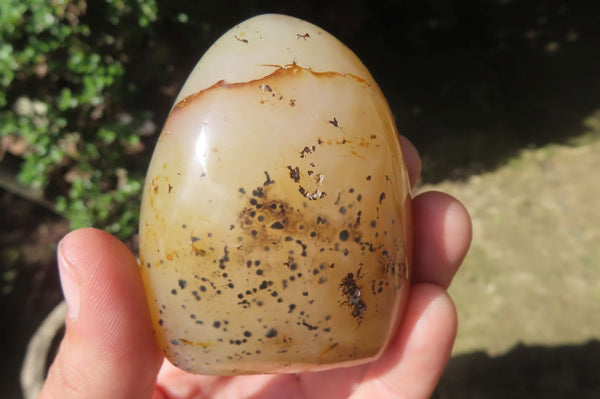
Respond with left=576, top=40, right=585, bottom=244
left=337, top=0, right=600, bottom=182
left=433, top=340, right=600, bottom=399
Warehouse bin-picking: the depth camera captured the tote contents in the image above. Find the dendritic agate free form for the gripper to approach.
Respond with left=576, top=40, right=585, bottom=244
left=139, top=14, right=412, bottom=375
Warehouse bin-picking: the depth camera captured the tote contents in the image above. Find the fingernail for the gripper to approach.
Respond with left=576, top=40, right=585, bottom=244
left=57, top=242, right=80, bottom=320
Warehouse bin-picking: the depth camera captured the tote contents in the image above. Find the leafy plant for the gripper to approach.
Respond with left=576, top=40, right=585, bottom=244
left=0, top=0, right=158, bottom=239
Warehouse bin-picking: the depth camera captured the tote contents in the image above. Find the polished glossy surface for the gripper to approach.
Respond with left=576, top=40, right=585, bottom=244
left=139, top=14, right=412, bottom=375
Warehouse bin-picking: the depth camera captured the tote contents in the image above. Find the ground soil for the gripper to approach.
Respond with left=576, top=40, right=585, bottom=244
left=428, top=138, right=600, bottom=398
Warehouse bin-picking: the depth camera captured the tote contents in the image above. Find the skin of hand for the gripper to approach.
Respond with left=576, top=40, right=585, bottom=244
left=40, top=136, right=472, bottom=399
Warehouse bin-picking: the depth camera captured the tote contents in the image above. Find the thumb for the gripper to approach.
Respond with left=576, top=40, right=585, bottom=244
left=40, top=228, right=162, bottom=399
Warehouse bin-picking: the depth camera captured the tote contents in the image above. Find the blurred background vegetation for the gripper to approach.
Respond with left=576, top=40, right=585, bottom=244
left=1, top=0, right=159, bottom=239
left=1, top=0, right=599, bottom=398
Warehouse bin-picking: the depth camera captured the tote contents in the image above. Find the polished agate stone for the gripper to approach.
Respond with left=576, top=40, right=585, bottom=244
left=139, top=14, right=412, bottom=375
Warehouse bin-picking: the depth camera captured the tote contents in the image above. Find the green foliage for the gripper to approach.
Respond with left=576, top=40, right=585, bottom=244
left=0, top=0, right=158, bottom=239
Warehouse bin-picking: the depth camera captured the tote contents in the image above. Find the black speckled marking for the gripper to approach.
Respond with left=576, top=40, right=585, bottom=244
left=153, top=164, right=409, bottom=368
left=339, top=230, right=349, bottom=242
left=218, top=246, right=230, bottom=270
left=340, top=271, right=367, bottom=323
left=265, top=328, right=278, bottom=338
left=287, top=166, right=300, bottom=182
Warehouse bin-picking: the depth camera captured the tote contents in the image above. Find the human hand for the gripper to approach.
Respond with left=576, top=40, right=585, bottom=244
left=40, top=136, right=472, bottom=399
